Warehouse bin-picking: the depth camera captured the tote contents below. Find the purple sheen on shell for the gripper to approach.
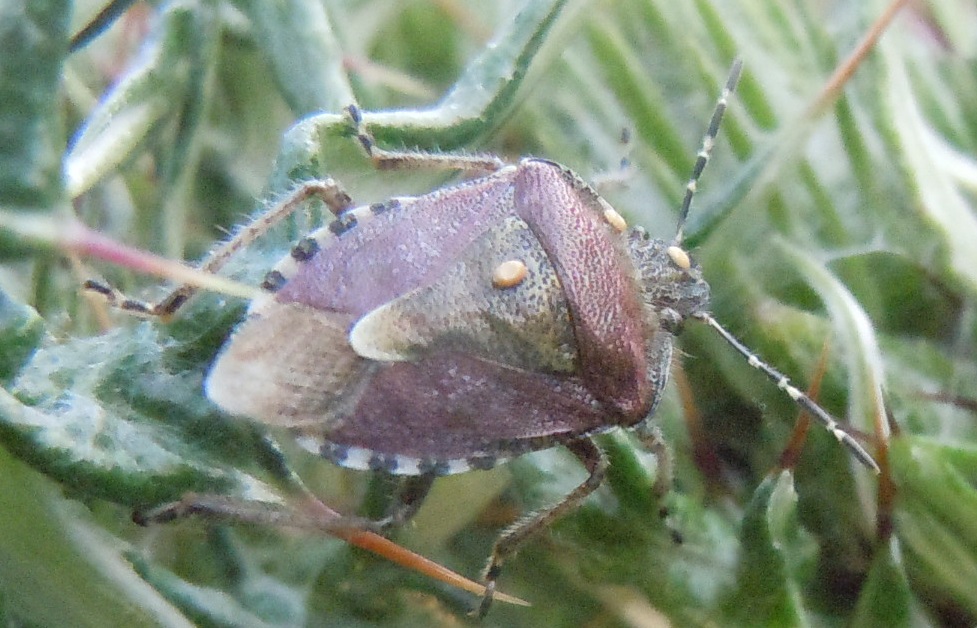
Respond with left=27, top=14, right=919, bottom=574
left=274, top=170, right=520, bottom=317
left=307, top=351, right=612, bottom=463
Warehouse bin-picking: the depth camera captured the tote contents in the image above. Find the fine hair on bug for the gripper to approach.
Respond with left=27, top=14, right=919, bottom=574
left=85, top=58, right=879, bottom=618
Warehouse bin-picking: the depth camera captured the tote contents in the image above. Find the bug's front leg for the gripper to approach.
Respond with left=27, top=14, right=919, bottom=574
left=633, top=422, right=674, bottom=504
left=476, top=436, right=608, bottom=618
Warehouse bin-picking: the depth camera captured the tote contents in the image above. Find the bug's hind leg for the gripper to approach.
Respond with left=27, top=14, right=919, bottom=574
left=476, top=437, right=607, bottom=618
left=134, top=472, right=437, bottom=535
left=84, top=179, right=355, bottom=320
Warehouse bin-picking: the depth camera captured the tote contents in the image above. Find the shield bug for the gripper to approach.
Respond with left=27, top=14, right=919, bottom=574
left=88, top=59, right=878, bottom=616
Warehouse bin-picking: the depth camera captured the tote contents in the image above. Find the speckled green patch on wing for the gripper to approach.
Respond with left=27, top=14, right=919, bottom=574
left=350, top=216, right=578, bottom=374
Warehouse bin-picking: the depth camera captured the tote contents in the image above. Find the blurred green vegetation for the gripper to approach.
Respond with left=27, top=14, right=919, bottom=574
left=1, top=0, right=976, bottom=626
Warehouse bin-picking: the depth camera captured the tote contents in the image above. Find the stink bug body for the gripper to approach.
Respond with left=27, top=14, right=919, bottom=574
left=208, top=157, right=683, bottom=472
left=88, top=59, right=878, bottom=616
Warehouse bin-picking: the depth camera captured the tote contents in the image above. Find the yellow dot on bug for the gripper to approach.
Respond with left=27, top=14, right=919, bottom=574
left=667, top=246, right=691, bottom=270
left=603, top=207, right=627, bottom=233
left=492, top=260, right=528, bottom=289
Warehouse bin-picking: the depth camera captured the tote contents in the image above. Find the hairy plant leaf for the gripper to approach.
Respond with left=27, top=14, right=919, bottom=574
left=0, top=306, right=285, bottom=507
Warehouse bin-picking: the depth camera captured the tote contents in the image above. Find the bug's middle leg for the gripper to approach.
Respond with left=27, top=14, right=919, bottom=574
left=345, top=105, right=507, bottom=174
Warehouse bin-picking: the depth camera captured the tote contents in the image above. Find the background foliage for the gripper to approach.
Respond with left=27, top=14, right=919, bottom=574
left=1, top=0, right=976, bottom=626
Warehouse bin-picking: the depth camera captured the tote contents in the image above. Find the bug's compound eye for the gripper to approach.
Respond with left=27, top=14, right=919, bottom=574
left=660, top=307, right=684, bottom=333
left=666, top=246, right=691, bottom=271
left=492, top=259, right=528, bottom=289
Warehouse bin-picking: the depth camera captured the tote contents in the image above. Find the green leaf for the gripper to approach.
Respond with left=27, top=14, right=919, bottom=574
left=720, top=471, right=815, bottom=626
left=127, top=550, right=289, bottom=628
left=0, top=288, right=44, bottom=384
left=851, top=541, right=914, bottom=628
left=0, top=307, right=286, bottom=507
left=0, top=0, right=68, bottom=209
left=893, top=437, right=977, bottom=618
left=272, top=0, right=588, bottom=192
left=883, top=43, right=977, bottom=293
left=65, top=1, right=205, bottom=199
left=230, top=0, right=354, bottom=115
left=0, top=447, right=193, bottom=627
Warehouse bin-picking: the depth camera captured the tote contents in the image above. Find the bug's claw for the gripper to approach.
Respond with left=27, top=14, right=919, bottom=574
left=474, top=573, right=498, bottom=619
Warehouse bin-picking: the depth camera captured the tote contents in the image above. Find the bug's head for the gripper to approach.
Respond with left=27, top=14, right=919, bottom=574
left=620, top=57, right=740, bottom=336
left=626, top=226, right=710, bottom=333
